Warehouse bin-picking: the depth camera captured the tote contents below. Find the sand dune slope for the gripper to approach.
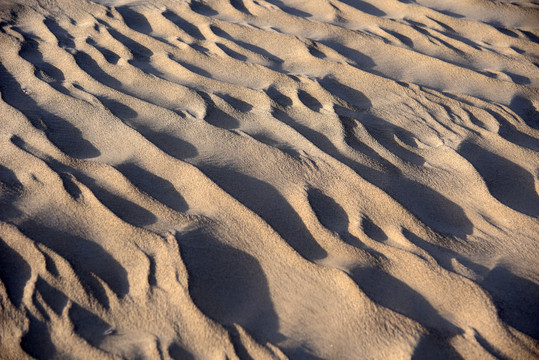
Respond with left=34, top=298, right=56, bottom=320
left=0, top=0, right=538, bottom=359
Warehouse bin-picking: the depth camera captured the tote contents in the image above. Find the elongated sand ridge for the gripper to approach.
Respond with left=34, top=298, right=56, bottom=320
left=0, top=0, right=538, bottom=359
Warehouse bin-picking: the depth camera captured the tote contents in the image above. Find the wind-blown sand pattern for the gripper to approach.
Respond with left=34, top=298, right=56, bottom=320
left=0, top=0, right=538, bottom=358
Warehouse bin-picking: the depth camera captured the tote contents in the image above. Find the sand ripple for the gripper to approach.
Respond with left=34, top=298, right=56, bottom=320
left=0, top=0, right=538, bottom=358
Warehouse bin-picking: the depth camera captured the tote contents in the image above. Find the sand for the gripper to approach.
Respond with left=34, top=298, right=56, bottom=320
left=0, top=0, right=538, bottom=359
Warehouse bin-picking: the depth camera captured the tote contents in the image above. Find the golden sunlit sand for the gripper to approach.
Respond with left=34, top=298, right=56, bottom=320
left=0, top=0, right=538, bottom=359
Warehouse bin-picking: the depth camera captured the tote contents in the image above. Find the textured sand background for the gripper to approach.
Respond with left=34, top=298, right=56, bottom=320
left=0, top=0, right=538, bottom=359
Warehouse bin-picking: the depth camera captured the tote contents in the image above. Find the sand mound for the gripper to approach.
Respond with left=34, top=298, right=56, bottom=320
left=0, top=0, right=538, bottom=358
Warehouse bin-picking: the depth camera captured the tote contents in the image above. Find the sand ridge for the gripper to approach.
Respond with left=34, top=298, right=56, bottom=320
left=0, top=0, right=538, bottom=359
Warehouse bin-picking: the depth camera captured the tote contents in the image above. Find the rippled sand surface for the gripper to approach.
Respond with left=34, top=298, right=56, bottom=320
left=0, top=0, right=538, bottom=359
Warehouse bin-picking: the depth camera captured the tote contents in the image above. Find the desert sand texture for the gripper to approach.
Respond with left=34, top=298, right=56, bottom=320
left=0, top=0, right=538, bottom=359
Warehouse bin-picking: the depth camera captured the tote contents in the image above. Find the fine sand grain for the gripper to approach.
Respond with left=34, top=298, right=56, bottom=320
left=0, top=0, right=538, bottom=359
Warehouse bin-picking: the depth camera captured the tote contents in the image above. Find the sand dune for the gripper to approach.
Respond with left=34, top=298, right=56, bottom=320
left=0, top=0, right=538, bottom=358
